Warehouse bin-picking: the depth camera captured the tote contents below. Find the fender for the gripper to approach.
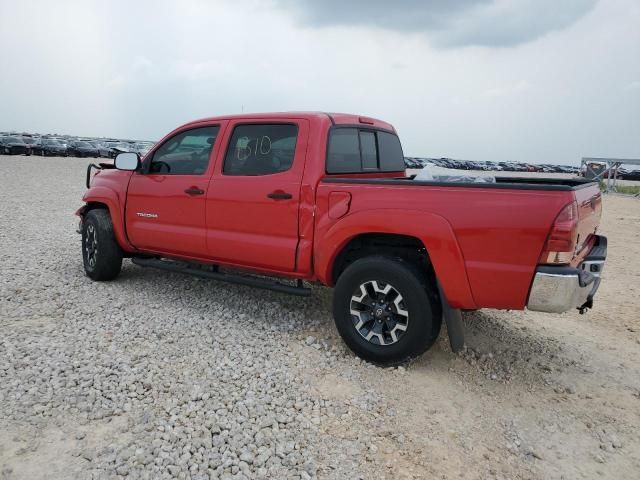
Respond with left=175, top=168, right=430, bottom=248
left=81, top=185, right=135, bottom=252
left=315, top=208, right=477, bottom=309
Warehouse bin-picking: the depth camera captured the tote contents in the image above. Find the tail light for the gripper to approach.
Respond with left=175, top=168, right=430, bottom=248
left=539, top=201, right=579, bottom=264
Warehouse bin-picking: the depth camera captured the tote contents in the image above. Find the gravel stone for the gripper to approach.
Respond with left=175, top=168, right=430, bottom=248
left=1, top=157, right=639, bottom=480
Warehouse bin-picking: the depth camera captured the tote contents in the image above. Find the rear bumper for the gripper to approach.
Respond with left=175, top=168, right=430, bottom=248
left=527, top=235, right=607, bottom=313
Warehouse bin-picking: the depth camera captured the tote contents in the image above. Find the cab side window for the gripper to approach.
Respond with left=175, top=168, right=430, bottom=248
left=223, top=124, right=298, bottom=176
left=149, top=126, right=219, bottom=175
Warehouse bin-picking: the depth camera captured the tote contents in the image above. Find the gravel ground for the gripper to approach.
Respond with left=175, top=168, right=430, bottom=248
left=1, top=156, right=639, bottom=479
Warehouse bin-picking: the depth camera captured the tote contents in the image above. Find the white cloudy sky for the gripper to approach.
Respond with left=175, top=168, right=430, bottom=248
left=0, top=0, right=638, bottom=164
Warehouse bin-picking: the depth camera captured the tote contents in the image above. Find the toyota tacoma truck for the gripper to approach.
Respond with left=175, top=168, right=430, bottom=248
left=76, top=112, right=606, bottom=365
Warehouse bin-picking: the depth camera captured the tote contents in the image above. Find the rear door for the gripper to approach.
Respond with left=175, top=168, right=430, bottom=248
left=205, top=119, right=309, bottom=271
left=125, top=124, right=223, bottom=257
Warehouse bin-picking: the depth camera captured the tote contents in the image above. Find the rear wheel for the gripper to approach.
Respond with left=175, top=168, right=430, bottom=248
left=82, top=209, right=123, bottom=281
left=333, top=256, right=442, bottom=365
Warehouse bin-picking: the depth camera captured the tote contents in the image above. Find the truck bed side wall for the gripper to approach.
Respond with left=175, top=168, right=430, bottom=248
left=315, top=182, right=574, bottom=310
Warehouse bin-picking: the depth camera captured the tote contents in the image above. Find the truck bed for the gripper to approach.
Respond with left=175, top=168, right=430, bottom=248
left=316, top=174, right=601, bottom=310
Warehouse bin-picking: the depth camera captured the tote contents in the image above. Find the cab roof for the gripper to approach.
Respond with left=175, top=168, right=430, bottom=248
left=183, top=112, right=396, bottom=132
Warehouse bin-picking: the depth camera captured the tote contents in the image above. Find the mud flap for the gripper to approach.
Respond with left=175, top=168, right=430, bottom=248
left=437, top=282, right=465, bottom=352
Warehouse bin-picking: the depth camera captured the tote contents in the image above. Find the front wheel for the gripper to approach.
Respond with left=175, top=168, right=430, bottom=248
left=333, top=256, right=442, bottom=366
left=82, top=209, right=123, bottom=281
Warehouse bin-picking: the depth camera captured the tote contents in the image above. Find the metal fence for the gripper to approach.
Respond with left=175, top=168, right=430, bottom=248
left=581, top=157, right=640, bottom=196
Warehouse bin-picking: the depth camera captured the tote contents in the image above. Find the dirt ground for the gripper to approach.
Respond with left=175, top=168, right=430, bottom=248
left=0, top=157, right=638, bottom=479
left=354, top=194, right=640, bottom=479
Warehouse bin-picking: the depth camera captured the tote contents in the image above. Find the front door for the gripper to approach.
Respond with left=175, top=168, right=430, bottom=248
left=205, top=120, right=308, bottom=271
left=125, top=125, right=221, bottom=258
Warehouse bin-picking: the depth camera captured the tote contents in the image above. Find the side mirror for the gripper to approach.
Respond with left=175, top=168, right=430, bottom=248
left=114, top=152, right=140, bottom=171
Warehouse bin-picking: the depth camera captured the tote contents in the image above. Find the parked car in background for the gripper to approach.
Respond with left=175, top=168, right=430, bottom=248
left=87, top=142, right=108, bottom=158
left=93, top=142, right=114, bottom=158
left=103, top=141, right=131, bottom=158
left=40, top=138, right=68, bottom=156
left=0, top=136, right=31, bottom=155
left=22, top=136, right=41, bottom=155
left=622, top=170, right=640, bottom=181
left=404, top=157, right=423, bottom=169
left=130, top=142, right=154, bottom=157
left=68, top=141, right=100, bottom=158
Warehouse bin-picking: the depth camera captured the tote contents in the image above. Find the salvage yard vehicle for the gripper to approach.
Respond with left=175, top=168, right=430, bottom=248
left=130, top=141, right=155, bottom=157
left=22, top=136, right=41, bottom=155
left=76, top=112, right=607, bottom=365
left=68, top=140, right=100, bottom=158
left=103, top=141, right=132, bottom=158
left=0, top=135, right=31, bottom=155
left=39, top=138, right=68, bottom=156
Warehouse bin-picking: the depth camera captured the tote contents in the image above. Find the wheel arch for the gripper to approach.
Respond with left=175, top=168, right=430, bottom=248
left=315, top=209, right=477, bottom=309
left=79, top=186, right=134, bottom=252
left=331, top=233, right=432, bottom=284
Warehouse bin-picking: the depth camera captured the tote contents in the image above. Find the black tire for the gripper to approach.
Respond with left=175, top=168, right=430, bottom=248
left=82, top=209, right=123, bottom=281
left=333, top=256, right=442, bottom=366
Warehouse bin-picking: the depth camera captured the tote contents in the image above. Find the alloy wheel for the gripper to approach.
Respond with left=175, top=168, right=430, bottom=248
left=85, top=224, right=98, bottom=268
left=350, top=280, right=409, bottom=345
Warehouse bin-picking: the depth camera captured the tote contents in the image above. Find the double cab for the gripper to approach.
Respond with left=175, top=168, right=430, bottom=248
left=77, top=112, right=606, bottom=364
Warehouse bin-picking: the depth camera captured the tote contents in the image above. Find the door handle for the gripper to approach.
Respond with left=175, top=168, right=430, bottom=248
left=267, top=191, right=292, bottom=200
left=184, top=187, right=205, bottom=196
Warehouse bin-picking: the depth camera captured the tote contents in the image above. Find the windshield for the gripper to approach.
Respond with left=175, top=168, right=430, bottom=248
left=75, top=142, right=91, bottom=147
left=23, top=137, right=37, bottom=144
left=5, top=136, right=23, bottom=143
left=44, top=139, right=60, bottom=145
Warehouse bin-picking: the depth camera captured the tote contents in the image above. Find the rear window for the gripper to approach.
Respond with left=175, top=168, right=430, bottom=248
left=327, top=129, right=360, bottom=173
left=377, top=131, right=405, bottom=171
left=326, top=128, right=404, bottom=174
left=360, top=131, right=377, bottom=170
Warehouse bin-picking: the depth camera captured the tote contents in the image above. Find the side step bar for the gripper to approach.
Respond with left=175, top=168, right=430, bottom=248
left=131, top=257, right=311, bottom=296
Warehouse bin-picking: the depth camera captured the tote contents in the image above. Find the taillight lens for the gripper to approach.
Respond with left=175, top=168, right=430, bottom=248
left=539, top=201, right=579, bottom=264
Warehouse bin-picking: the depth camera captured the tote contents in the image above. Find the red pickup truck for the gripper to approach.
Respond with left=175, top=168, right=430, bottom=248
left=77, top=112, right=606, bottom=365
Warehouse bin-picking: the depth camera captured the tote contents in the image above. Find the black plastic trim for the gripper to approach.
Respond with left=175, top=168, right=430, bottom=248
left=585, top=235, right=607, bottom=261
left=321, top=176, right=596, bottom=191
left=535, top=265, right=581, bottom=275
left=323, top=113, right=336, bottom=125
left=86, top=163, right=102, bottom=188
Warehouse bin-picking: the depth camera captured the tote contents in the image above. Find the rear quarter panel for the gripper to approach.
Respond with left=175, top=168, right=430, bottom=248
left=315, top=182, right=574, bottom=310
